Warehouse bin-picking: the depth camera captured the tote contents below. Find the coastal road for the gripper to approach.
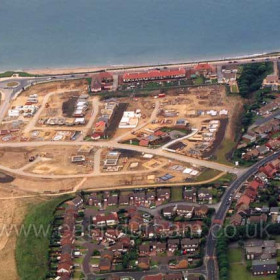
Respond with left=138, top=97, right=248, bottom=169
left=205, top=150, right=280, bottom=280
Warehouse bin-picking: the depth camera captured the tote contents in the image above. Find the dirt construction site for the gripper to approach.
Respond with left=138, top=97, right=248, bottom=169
left=119, top=85, right=243, bottom=158
left=0, top=80, right=91, bottom=142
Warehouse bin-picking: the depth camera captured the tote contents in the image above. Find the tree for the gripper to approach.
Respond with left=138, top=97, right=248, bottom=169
left=269, top=197, right=278, bottom=207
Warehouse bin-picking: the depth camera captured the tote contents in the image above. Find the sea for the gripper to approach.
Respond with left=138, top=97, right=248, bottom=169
left=1, top=0, right=280, bottom=71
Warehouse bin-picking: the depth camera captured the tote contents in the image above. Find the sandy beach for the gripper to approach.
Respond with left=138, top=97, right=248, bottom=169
left=22, top=51, right=280, bottom=76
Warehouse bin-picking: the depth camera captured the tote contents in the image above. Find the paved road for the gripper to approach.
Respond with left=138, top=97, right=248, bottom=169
left=205, top=150, right=280, bottom=280
left=0, top=140, right=240, bottom=175
left=251, top=109, right=280, bottom=127
left=138, top=200, right=220, bottom=216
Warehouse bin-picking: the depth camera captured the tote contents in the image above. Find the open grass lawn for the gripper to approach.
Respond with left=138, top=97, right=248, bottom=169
left=228, top=248, right=276, bottom=280
left=231, top=84, right=239, bottom=93
left=171, top=187, right=183, bottom=201
left=228, top=248, right=242, bottom=263
left=16, top=195, right=72, bottom=280
left=194, top=168, right=221, bottom=182
left=214, top=138, right=236, bottom=165
left=0, top=71, right=35, bottom=77
left=194, top=76, right=204, bottom=85
left=229, top=263, right=276, bottom=280
left=214, top=172, right=236, bottom=184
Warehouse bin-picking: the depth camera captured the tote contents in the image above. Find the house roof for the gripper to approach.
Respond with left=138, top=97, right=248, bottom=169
left=237, top=195, right=251, bottom=207
left=194, top=63, right=215, bottom=72
left=123, top=68, right=186, bottom=81
left=248, top=180, right=262, bottom=191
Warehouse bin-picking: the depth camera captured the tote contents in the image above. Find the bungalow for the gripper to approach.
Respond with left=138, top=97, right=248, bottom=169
left=252, top=259, right=277, bottom=276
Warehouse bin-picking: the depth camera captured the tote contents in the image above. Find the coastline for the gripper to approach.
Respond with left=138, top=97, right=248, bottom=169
left=7, top=50, right=280, bottom=76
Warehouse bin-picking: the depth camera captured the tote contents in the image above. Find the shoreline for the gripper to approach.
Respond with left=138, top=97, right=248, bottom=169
left=3, top=50, right=280, bottom=76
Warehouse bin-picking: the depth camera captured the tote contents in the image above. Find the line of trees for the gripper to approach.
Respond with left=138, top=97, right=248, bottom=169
left=237, top=62, right=273, bottom=98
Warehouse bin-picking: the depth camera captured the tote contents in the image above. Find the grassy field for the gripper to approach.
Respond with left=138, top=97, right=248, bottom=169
left=0, top=71, right=36, bottom=78
left=228, top=248, right=242, bottom=263
left=228, top=248, right=276, bottom=280
left=194, top=169, right=221, bottom=182
left=171, top=187, right=183, bottom=201
left=214, top=138, right=236, bottom=165
left=213, top=173, right=236, bottom=184
left=16, top=195, right=72, bottom=280
left=229, top=263, right=276, bottom=280
left=194, top=76, right=204, bottom=85
left=231, top=84, right=239, bottom=93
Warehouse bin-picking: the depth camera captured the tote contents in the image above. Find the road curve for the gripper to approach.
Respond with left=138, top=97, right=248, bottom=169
left=205, top=151, right=280, bottom=280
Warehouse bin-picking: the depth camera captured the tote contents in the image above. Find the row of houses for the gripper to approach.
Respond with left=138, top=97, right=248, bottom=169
left=231, top=158, right=280, bottom=226
left=88, top=189, right=171, bottom=208
left=121, top=63, right=216, bottom=84
left=56, top=196, right=83, bottom=279
left=184, top=187, right=213, bottom=203
left=162, top=204, right=209, bottom=219
left=258, top=97, right=280, bottom=116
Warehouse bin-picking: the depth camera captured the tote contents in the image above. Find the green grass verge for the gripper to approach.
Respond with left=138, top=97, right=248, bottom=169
left=213, top=173, right=236, bottom=184
left=171, top=187, right=183, bottom=201
left=16, top=195, right=72, bottom=280
left=0, top=71, right=36, bottom=78
left=194, top=169, right=221, bottom=182
left=229, top=262, right=276, bottom=280
left=214, top=138, right=236, bottom=165
left=228, top=248, right=242, bottom=263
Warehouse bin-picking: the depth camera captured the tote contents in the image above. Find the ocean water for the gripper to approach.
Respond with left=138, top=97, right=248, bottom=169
left=0, top=0, right=280, bottom=71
